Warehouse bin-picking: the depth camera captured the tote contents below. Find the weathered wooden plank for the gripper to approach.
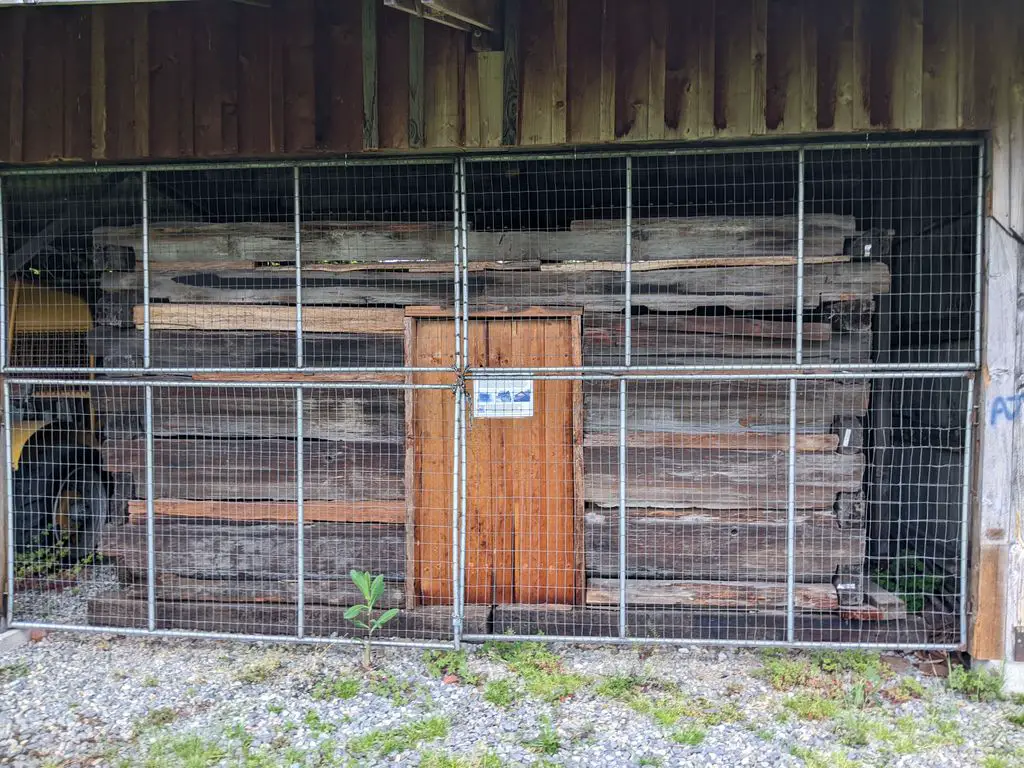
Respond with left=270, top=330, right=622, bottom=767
left=422, top=0, right=500, bottom=31
left=124, top=573, right=404, bottom=608
left=465, top=51, right=504, bottom=147
left=99, top=260, right=890, bottom=313
left=584, top=515, right=866, bottom=581
left=766, top=0, right=815, bottom=133
left=102, top=439, right=404, bottom=502
left=956, top=0, right=977, bottom=129
left=586, top=578, right=839, bottom=610
left=194, top=2, right=228, bottom=156
left=132, top=304, right=405, bottom=334
left=378, top=7, right=410, bottom=150
left=922, top=0, right=959, bottom=130
left=491, top=605, right=928, bottom=643
left=583, top=378, right=869, bottom=436
left=567, top=0, right=614, bottom=143
left=585, top=314, right=869, bottom=366
left=0, top=8, right=27, bottom=162
left=891, top=0, right=924, bottom=131
left=89, top=593, right=486, bottom=638
left=714, top=0, right=754, bottom=136
left=97, top=385, right=403, bottom=442
left=601, top=315, right=833, bottom=342
left=88, top=328, right=403, bottom=369
left=22, top=11, right=64, bottom=162
left=814, top=2, right=839, bottom=130
left=362, top=0, right=379, bottom=149
left=408, top=14, right=425, bottom=147
left=862, top=580, right=909, bottom=621
left=316, top=0, right=362, bottom=153
left=424, top=23, right=462, bottom=147
left=125, top=500, right=404, bottom=525
left=101, top=522, right=405, bottom=580
left=501, top=0, right=520, bottom=145
left=519, top=0, right=568, bottom=145
left=63, top=9, right=92, bottom=161
left=584, top=447, right=865, bottom=510
left=584, top=432, right=840, bottom=453
left=283, top=0, right=316, bottom=152
left=93, top=214, right=856, bottom=267
left=149, top=6, right=182, bottom=158
left=614, top=0, right=657, bottom=141
left=237, top=4, right=274, bottom=156
left=750, top=0, right=767, bottom=135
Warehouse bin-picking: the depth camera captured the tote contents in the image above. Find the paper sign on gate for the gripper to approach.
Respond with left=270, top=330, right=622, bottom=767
left=472, top=378, right=534, bottom=418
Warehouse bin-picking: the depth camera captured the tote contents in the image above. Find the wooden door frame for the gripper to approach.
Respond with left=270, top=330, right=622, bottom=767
left=404, top=306, right=584, bottom=607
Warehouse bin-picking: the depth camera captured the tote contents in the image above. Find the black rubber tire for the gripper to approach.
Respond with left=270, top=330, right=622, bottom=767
left=13, top=439, right=109, bottom=564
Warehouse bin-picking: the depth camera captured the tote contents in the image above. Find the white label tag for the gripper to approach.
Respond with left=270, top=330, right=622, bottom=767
left=473, top=378, right=534, bottom=418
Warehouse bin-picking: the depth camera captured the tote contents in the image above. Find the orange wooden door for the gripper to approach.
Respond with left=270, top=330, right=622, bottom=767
left=408, top=311, right=582, bottom=606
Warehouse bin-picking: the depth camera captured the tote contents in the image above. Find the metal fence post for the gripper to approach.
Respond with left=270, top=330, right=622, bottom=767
left=3, top=381, right=14, bottom=628
left=144, top=384, right=156, bottom=632
left=960, top=375, right=976, bottom=645
left=619, top=156, right=633, bottom=639
left=296, top=385, right=305, bottom=639
left=294, top=166, right=304, bottom=369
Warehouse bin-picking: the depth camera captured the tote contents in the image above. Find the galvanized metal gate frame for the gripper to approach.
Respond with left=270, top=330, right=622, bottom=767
left=0, top=138, right=984, bottom=651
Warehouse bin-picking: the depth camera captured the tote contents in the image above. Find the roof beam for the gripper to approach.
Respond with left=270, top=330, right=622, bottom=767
left=384, top=0, right=500, bottom=35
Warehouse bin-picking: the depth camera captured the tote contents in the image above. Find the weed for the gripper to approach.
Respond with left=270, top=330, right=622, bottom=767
left=895, top=677, right=926, bottom=700
left=368, top=672, right=416, bottom=706
left=789, top=746, right=859, bottom=768
left=814, top=650, right=888, bottom=681
left=418, top=752, right=504, bottom=768
left=483, top=679, right=518, bottom=708
left=947, top=664, right=1003, bottom=702
left=1008, top=712, right=1024, bottom=727
left=593, top=674, right=646, bottom=701
left=302, top=709, right=336, bottom=735
left=348, top=715, right=449, bottom=757
left=311, top=674, right=360, bottom=701
left=0, top=661, right=29, bottom=682
left=981, top=757, right=1011, bottom=768
left=783, top=691, right=840, bottom=721
left=423, top=650, right=480, bottom=685
left=235, top=654, right=283, bottom=684
left=266, top=703, right=284, bottom=715
left=872, top=556, right=946, bottom=613
left=141, top=675, right=159, bottom=688
left=134, top=707, right=177, bottom=732
left=758, top=656, right=816, bottom=690
left=637, top=758, right=664, bottom=767
left=482, top=641, right=587, bottom=704
left=144, top=734, right=227, bottom=768
left=671, top=726, right=706, bottom=746
left=724, top=681, right=745, bottom=696
left=523, top=717, right=561, bottom=756
left=753, top=728, right=774, bottom=741
left=345, top=570, right=400, bottom=668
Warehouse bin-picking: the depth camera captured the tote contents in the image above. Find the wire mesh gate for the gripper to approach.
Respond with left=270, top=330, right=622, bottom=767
left=0, top=139, right=982, bottom=650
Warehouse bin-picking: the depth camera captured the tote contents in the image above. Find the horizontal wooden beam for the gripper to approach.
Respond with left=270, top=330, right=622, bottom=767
left=583, top=431, right=840, bottom=452
left=133, top=304, right=405, bottom=334
left=126, top=499, right=405, bottom=525
left=585, top=578, right=839, bottom=610
left=384, top=0, right=499, bottom=33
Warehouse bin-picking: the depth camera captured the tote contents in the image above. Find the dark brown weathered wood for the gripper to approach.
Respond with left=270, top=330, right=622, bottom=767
left=102, top=439, right=404, bottom=501
left=95, top=386, right=403, bottom=442
left=125, top=499, right=404, bottom=525
left=585, top=578, right=839, bottom=610
left=490, top=605, right=929, bottom=643
left=584, top=447, right=865, bottom=510
left=123, top=572, right=405, bottom=608
left=583, top=514, right=865, bottom=582
left=88, top=592, right=489, bottom=638
left=100, top=522, right=406, bottom=580
left=99, top=261, right=890, bottom=313
left=584, top=379, right=869, bottom=437
left=88, top=329, right=403, bottom=369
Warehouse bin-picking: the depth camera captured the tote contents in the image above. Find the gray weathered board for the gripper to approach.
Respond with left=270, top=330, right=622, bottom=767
left=91, top=214, right=856, bottom=267
left=583, top=514, right=865, bottom=582
left=97, top=261, right=889, bottom=312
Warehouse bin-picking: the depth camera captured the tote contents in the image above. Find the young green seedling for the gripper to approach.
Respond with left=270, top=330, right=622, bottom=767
left=345, top=570, right=399, bottom=668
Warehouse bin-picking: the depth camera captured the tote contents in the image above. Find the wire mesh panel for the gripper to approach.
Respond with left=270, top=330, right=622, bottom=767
left=0, top=141, right=984, bottom=650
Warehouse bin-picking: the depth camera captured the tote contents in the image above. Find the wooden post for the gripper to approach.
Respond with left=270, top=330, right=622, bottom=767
left=971, top=219, right=1019, bottom=661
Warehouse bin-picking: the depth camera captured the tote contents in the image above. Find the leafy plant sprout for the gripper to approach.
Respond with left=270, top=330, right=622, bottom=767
left=345, top=570, right=399, bottom=668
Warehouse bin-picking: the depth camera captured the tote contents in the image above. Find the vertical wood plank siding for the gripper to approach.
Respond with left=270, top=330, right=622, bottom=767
left=0, top=0, right=1011, bottom=160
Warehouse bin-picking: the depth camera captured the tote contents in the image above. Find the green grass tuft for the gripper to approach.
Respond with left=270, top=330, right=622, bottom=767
left=234, top=654, right=283, bottom=684
left=523, top=717, right=561, bottom=756
left=423, top=650, right=480, bottom=685
left=348, top=715, right=450, bottom=757
left=947, top=664, right=1003, bottom=702
left=671, top=726, right=706, bottom=746
left=482, top=641, right=588, bottom=704
left=783, top=691, right=840, bottom=721
left=311, top=674, right=360, bottom=701
left=483, top=679, right=518, bottom=709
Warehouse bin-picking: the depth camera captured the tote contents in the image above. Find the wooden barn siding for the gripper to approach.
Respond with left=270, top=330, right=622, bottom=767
left=0, top=1, right=1017, bottom=165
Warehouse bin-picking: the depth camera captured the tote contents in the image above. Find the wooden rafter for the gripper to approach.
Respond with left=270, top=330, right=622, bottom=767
left=384, top=0, right=499, bottom=34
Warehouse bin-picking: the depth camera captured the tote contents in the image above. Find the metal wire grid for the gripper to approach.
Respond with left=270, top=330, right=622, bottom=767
left=0, top=138, right=983, bottom=649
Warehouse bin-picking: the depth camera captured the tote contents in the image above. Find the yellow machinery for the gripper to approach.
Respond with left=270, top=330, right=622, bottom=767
left=6, top=281, right=108, bottom=567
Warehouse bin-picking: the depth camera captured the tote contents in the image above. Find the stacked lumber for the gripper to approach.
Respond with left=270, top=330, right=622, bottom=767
left=88, top=213, right=897, bottom=640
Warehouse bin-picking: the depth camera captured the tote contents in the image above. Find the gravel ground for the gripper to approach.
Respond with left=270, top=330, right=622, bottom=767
left=2, top=632, right=1023, bottom=768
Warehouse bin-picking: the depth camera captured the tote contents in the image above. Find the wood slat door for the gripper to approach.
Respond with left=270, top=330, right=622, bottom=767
left=408, top=311, right=583, bottom=606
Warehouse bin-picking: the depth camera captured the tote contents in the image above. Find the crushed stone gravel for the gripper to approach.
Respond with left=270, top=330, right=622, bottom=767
left=0, top=632, right=1022, bottom=767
